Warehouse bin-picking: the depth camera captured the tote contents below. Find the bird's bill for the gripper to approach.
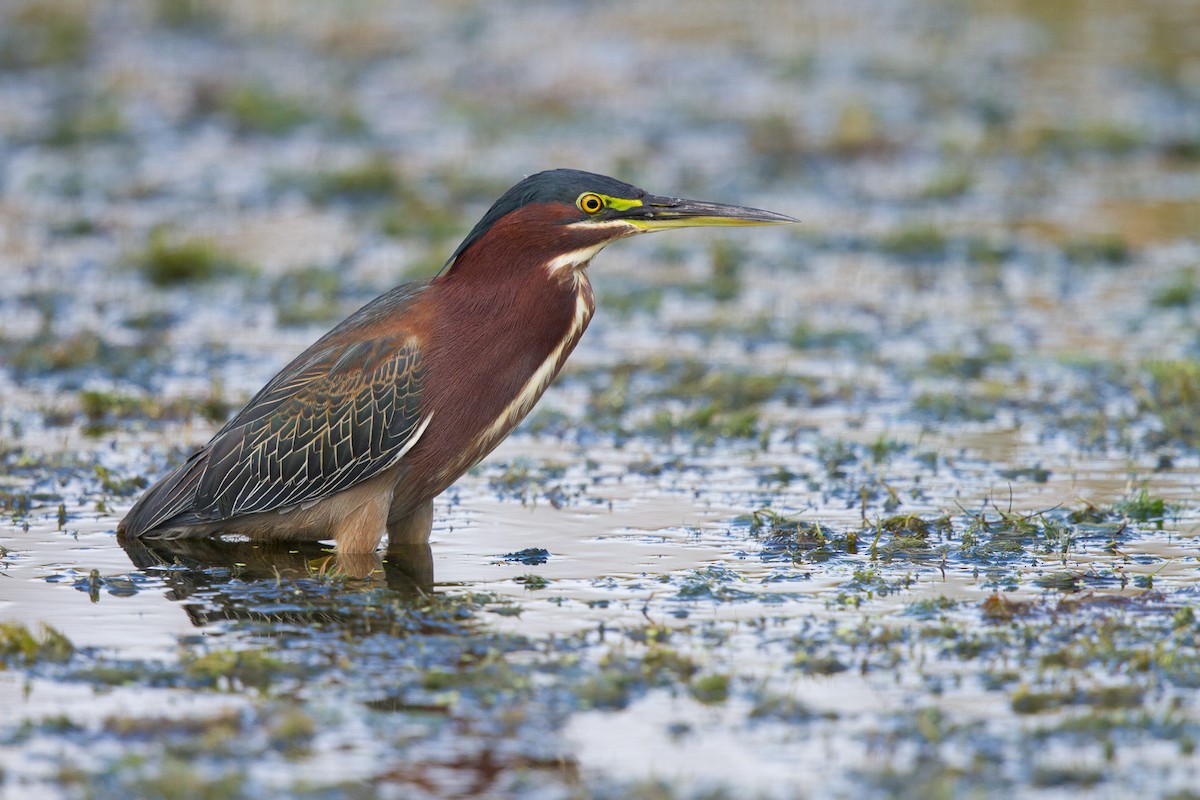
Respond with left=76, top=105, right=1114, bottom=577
left=619, top=194, right=798, bottom=231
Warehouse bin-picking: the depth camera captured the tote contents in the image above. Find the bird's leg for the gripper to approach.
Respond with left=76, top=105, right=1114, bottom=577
left=386, top=499, right=434, bottom=547
left=331, top=488, right=392, bottom=554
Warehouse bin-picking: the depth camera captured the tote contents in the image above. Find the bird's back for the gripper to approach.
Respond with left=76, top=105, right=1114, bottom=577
left=119, top=280, right=432, bottom=539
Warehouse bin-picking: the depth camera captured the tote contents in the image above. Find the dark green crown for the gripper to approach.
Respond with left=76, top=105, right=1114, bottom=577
left=447, top=169, right=644, bottom=266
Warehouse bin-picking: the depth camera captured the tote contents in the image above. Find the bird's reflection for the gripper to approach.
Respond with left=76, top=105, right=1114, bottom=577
left=118, top=534, right=435, bottom=628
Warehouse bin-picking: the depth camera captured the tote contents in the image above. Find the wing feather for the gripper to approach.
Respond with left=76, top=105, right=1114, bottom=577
left=189, top=336, right=426, bottom=520
left=119, top=281, right=433, bottom=538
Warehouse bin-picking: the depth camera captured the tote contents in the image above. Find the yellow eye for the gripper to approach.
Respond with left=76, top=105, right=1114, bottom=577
left=578, top=193, right=604, bottom=214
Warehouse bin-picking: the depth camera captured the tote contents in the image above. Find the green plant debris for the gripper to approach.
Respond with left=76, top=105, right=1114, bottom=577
left=514, top=573, right=549, bottom=590
left=93, top=464, right=147, bottom=497
left=867, top=436, right=908, bottom=464
left=4, top=5, right=1200, bottom=799
left=921, top=167, right=974, bottom=199
left=210, top=84, right=314, bottom=135
left=1008, top=686, right=1075, bottom=714
left=1115, top=486, right=1170, bottom=523
left=0, top=3, right=91, bottom=69
left=182, top=648, right=296, bottom=691
left=675, top=565, right=756, bottom=602
left=154, top=0, right=224, bottom=31
left=1152, top=269, right=1198, bottom=308
left=1139, top=360, right=1200, bottom=449
left=744, top=508, right=853, bottom=563
left=379, top=193, right=464, bottom=244
left=1062, top=234, right=1131, bottom=266
left=103, top=755, right=249, bottom=800
left=77, top=389, right=228, bottom=434
left=880, top=225, right=947, bottom=260
left=0, top=622, right=74, bottom=666
left=912, top=391, right=997, bottom=422
left=746, top=113, right=807, bottom=174
left=789, top=322, right=872, bottom=353
left=830, top=99, right=892, bottom=157
left=306, top=154, right=401, bottom=204
left=904, top=596, right=959, bottom=619
left=597, top=283, right=665, bottom=318
left=707, top=240, right=745, bottom=302
left=134, top=231, right=250, bottom=287
left=874, top=513, right=950, bottom=559
left=689, top=673, right=730, bottom=704
left=748, top=692, right=818, bottom=723
left=3, top=329, right=156, bottom=378
left=45, top=97, right=126, bottom=147
left=270, top=266, right=343, bottom=327
left=926, top=344, right=1014, bottom=379
left=487, top=458, right=574, bottom=507
left=1025, top=123, right=1142, bottom=156
left=791, top=651, right=848, bottom=675
left=834, top=567, right=913, bottom=606
left=650, top=362, right=793, bottom=408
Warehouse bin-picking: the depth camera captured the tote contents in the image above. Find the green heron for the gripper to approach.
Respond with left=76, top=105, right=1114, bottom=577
left=118, top=169, right=795, bottom=553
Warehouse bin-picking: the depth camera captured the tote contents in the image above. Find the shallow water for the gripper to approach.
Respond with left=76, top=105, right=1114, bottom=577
left=3, top=1, right=1200, bottom=798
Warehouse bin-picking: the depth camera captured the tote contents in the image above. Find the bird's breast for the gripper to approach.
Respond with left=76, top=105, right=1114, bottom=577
left=472, top=283, right=593, bottom=453
left=407, top=276, right=595, bottom=498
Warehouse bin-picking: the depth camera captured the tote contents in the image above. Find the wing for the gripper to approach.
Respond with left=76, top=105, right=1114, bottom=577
left=191, top=334, right=427, bottom=520
left=119, top=281, right=433, bottom=538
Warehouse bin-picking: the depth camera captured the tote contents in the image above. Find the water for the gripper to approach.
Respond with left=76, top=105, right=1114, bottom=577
left=2, top=1, right=1200, bottom=798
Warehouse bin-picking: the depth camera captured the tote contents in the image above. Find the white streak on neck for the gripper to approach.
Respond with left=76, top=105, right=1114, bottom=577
left=545, top=242, right=608, bottom=278
left=476, top=288, right=592, bottom=454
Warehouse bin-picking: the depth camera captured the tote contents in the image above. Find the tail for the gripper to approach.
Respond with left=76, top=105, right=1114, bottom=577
left=117, top=450, right=210, bottom=538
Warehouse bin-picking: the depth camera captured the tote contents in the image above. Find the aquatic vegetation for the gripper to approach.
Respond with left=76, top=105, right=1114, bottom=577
left=78, top=388, right=228, bottom=434
left=688, top=672, right=730, bottom=704
left=154, top=0, right=224, bottom=32
left=596, top=282, right=665, bottom=319
left=379, top=193, right=464, bottom=244
left=44, top=96, right=127, bottom=147
left=880, top=225, right=947, bottom=260
left=2, top=2, right=1200, bottom=797
left=867, top=436, right=908, bottom=465
left=182, top=648, right=295, bottom=691
left=743, top=508, right=851, bottom=563
left=1139, top=360, right=1200, bottom=449
left=788, top=321, right=872, bottom=353
left=911, top=391, right=997, bottom=422
left=1025, top=122, right=1142, bottom=157
left=675, top=565, right=756, bottom=602
left=501, top=547, right=550, bottom=566
left=0, top=622, right=74, bottom=667
left=513, top=573, right=549, bottom=590
left=925, top=344, right=1013, bottom=379
left=745, top=113, right=807, bottom=175
left=1115, top=486, right=1171, bottom=524
left=134, top=231, right=251, bottom=287
left=0, top=2, right=91, bottom=69
left=920, top=167, right=974, bottom=200
left=207, top=83, right=314, bottom=135
left=707, top=240, right=745, bottom=302
left=1152, top=269, right=1198, bottom=308
left=830, top=98, right=892, bottom=157
left=305, top=155, right=401, bottom=204
left=486, top=458, right=576, bottom=507
left=1062, top=234, right=1132, bottom=266
left=269, top=266, right=343, bottom=327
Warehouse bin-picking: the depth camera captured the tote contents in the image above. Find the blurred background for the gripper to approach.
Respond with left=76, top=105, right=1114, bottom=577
left=1, top=0, right=1198, bottom=398
left=3, top=2, right=1200, bottom=798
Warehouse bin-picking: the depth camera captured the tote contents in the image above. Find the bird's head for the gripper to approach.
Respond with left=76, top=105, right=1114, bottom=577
left=443, top=169, right=796, bottom=280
